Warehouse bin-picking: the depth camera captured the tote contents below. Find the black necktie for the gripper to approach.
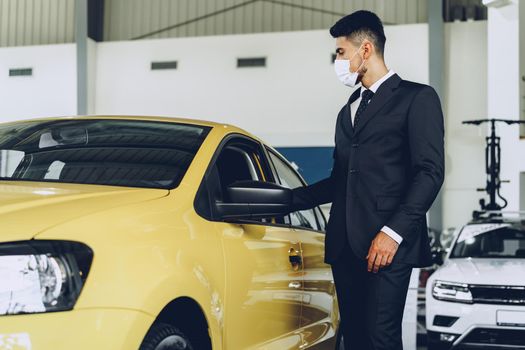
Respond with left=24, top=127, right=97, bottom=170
left=353, top=89, right=374, bottom=129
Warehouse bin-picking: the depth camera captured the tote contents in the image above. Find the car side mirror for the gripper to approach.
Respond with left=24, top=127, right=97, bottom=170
left=215, top=180, right=292, bottom=221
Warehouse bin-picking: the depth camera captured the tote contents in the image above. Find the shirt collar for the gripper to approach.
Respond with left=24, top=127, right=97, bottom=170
left=360, top=69, right=395, bottom=96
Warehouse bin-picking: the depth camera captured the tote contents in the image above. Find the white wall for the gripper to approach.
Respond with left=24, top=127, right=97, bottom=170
left=442, top=21, right=488, bottom=228
left=521, top=0, right=525, bottom=209
left=0, top=43, right=77, bottom=121
left=521, top=0, right=525, bottom=137
left=487, top=0, right=524, bottom=211
left=94, top=25, right=429, bottom=147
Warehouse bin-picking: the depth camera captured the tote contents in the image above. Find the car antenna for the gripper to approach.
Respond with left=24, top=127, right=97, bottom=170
left=462, top=118, right=525, bottom=218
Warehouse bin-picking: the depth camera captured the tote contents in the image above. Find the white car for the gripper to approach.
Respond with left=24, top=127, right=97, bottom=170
left=426, top=213, right=525, bottom=349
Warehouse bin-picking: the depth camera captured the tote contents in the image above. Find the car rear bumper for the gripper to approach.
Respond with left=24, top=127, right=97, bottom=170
left=0, top=307, right=154, bottom=350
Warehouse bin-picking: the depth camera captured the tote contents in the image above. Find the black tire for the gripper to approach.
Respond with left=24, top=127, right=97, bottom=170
left=139, top=322, right=194, bottom=350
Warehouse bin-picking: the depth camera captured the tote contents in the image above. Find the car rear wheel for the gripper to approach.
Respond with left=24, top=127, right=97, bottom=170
left=140, top=322, right=194, bottom=350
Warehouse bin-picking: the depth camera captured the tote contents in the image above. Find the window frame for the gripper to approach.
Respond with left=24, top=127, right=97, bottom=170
left=264, top=146, right=327, bottom=233
left=193, top=133, right=291, bottom=228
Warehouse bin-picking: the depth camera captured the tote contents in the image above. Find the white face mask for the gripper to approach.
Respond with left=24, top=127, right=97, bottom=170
left=334, top=44, right=366, bottom=87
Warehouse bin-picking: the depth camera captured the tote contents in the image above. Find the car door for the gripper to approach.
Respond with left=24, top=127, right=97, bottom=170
left=266, top=148, right=339, bottom=349
left=196, top=135, right=306, bottom=350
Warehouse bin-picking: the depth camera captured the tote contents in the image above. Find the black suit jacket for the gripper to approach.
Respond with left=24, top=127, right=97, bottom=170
left=292, top=73, right=445, bottom=267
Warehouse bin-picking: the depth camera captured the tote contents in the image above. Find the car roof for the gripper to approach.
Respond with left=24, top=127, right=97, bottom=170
left=468, top=211, right=525, bottom=228
left=0, top=114, right=264, bottom=142
left=1, top=115, right=220, bottom=127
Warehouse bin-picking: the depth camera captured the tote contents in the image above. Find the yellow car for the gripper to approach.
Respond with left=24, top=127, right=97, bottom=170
left=0, top=116, right=340, bottom=350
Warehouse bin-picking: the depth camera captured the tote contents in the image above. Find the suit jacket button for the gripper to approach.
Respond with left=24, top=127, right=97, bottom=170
left=349, top=169, right=359, bottom=174
left=352, top=143, right=359, bottom=148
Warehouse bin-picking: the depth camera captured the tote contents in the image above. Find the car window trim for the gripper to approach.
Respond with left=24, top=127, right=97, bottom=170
left=225, top=145, right=261, bottom=181
left=193, top=133, right=293, bottom=229
left=264, top=146, right=327, bottom=233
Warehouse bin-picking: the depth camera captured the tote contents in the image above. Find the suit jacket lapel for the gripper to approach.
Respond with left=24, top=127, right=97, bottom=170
left=341, top=87, right=362, bottom=136
left=348, top=87, right=362, bottom=107
left=353, top=73, right=402, bottom=136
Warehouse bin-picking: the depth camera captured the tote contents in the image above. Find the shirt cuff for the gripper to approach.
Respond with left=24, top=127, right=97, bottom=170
left=381, top=225, right=403, bottom=244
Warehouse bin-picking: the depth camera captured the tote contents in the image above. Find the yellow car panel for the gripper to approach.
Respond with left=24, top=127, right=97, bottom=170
left=0, top=181, right=168, bottom=241
left=31, top=188, right=226, bottom=349
left=220, top=223, right=305, bottom=349
left=297, top=229, right=339, bottom=349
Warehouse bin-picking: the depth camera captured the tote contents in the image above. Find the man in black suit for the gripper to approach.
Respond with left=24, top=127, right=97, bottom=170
left=290, top=10, right=445, bottom=350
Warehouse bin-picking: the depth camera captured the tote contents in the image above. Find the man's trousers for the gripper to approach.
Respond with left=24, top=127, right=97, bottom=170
left=330, top=238, right=413, bottom=350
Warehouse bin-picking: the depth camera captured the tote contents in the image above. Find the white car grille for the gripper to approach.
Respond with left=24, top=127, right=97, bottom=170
left=470, top=284, right=525, bottom=305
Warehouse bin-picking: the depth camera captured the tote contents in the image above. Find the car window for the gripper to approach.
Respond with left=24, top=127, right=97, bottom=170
left=314, top=206, right=326, bottom=232
left=451, top=224, right=525, bottom=259
left=267, top=149, right=321, bottom=231
left=0, top=119, right=210, bottom=189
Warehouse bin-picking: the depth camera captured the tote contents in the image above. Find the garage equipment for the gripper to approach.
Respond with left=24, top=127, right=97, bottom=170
left=463, top=118, right=525, bottom=211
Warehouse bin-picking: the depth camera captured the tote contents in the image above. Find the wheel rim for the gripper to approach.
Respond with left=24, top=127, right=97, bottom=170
left=154, top=335, right=188, bottom=350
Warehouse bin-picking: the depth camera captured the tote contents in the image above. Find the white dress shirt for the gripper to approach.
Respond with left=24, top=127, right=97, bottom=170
left=349, top=69, right=404, bottom=245
left=350, top=69, right=396, bottom=125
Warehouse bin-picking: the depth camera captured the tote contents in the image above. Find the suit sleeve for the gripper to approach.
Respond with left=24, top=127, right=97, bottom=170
left=290, top=146, right=340, bottom=211
left=385, top=85, right=445, bottom=244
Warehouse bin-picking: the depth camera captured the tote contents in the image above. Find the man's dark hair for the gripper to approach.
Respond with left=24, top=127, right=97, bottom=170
left=330, top=10, right=386, bottom=57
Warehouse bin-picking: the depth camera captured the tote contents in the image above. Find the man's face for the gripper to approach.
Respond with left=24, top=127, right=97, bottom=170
left=335, top=36, right=366, bottom=78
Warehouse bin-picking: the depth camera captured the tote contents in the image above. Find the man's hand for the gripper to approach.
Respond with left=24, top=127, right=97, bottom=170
left=366, top=231, right=399, bottom=273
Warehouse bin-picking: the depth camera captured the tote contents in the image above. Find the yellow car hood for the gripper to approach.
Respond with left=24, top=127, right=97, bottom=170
left=0, top=181, right=169, bottom=242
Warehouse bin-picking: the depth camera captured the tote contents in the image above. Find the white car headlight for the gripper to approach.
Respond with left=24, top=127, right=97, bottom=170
left=432, top=280, right=473, bottom=304
left=0, top=240, right=93, bottom=316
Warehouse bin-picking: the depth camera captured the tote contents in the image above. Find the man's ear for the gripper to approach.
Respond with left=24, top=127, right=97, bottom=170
left=362, top=40, right=374, bottom=59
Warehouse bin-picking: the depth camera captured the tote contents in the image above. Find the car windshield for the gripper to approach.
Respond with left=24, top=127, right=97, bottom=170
left=450, top=223, right=525, bottom=259
left=0, top=119, right=210, bottom=189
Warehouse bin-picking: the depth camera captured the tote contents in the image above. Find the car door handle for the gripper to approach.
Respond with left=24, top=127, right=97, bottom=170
left=288, top=247, right=302, bottom=270
left=289, top=281, right=302, bottom=289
